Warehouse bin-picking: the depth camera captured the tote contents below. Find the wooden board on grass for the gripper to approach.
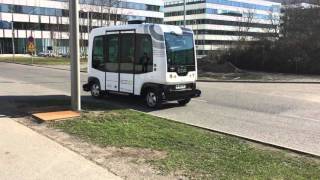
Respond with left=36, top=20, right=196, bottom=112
left=32, top=111, right=80, bottom=121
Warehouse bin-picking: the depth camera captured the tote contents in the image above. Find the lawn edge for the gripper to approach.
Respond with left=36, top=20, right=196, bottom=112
left=129, top=109, right=320, bottom=159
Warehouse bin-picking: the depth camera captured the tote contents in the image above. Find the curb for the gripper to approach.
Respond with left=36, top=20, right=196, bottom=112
left=0, top=61, right=87, bottom=73
left=197, top=79, right=320, bottom=84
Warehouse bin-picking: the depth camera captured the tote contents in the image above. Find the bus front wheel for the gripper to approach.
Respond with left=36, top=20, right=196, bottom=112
left=145, top=89, right=162, bottom=108
left=90, top=82, right=102, bottom=98
left=178, top=98, right=191, bottom=106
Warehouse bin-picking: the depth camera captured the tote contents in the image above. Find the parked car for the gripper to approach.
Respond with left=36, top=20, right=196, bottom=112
left=37, top=52, right=49, bottom=57
left=59, top=52, right=70, bottom=58
left=38, top=51, right=55, bottom=57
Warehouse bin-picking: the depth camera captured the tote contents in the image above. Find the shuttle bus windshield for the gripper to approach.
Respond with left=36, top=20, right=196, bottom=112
left=165, top=32, right=195, bottom=66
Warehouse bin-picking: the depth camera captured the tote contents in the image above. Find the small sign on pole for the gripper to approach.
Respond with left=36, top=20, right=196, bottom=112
left=27, top=36, right=36, bottom=54
left=27, top=36, right=36, bottom=64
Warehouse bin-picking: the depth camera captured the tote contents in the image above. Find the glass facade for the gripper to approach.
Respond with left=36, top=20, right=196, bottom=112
left=10, top=0, right=164, bottom=12
left=166, top=19, right=276, bottom=29
left=165, top=8, right=280, bottom=20
left=0, top=3, right=163, bottom=17
left=0, top=1, right=164, bottom=54
left=164, top=0, right=280, bottom=55
left=165, top=0, right=280, bottom=13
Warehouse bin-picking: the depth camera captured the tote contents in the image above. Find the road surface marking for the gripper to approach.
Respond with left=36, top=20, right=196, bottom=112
left=282, top=114, right=320, bottom=122
left=193, top=99, right=208, bottom=103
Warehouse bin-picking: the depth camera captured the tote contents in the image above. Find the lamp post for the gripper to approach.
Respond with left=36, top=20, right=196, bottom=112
left=183, top=0, right=186, bottom=27
left=69, top=0, right=81, bottom=111
left=11, top=13, right=15, bottom=62
left=79, top=10, right=90, bottom=57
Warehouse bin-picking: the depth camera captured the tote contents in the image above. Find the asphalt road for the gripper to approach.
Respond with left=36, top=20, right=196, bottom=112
left=1, top=62, right=320, bottom=156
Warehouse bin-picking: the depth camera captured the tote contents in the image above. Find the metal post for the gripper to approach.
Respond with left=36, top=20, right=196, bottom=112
left=69, top=0, right=81, bottom=111
left=87, top=11, right=90, bottom=57
left=29, top=14, right=34, bottom=64
left=183, top=0, right=186, bottom=27
left=100, top=6, right=103, bottom=26
left=11, top=15, right=15, bottom=62
left=87, top=11, right=90, bottom=35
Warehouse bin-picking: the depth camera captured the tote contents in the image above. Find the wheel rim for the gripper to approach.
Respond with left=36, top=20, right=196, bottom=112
left=146, top=92, right=157, bottom=107
left=91, top=84, right=100, bottom=97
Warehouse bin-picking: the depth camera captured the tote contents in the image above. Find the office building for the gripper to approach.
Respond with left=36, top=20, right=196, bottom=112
left=164, top=0, right=281, bottom=56
left=0, top=0, right=164, bottom=54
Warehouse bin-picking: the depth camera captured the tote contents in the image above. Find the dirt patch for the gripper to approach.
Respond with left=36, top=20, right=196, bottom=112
left=16, top=117, right=188, bottom=180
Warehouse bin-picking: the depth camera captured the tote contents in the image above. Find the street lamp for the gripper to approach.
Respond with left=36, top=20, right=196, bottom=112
left=183, top=0, right=186, bottom=27
left=69, top=0, right=81, bottom=111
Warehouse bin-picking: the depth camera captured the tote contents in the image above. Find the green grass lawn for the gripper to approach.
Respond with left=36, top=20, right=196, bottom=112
left=0, top=56, right=87, bottom=65
left=53, top=109, right=320, bottom=179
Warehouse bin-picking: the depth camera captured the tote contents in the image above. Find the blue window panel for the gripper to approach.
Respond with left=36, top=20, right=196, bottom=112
left=0, top=21, right=12, bottom=29
left=205, top=0, right=274, bottom=11
left=0, top=1, right=162, bottom=16
left=78, top=1, right=161, bottom=12
left=271, top=5, right=281, bottom=13
left=0, top=4, right=12, bottom=12
left=205, top=8, right=278, bottom=20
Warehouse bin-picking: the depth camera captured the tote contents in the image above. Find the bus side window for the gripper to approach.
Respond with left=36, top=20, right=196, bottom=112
left=120, top=34, right=134, bottom=73
left=135, top=34, right=153, bottom=74
left=105, top=35, right=119, bottom=72
left=92, top=36, right=104, bottom=71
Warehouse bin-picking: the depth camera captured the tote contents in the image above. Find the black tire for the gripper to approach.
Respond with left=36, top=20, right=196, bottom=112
left=90, top=82, right=102, bottom=98
left=178, top=98, right=191, bottom=106
left=145, top=89, right=162, bottom=108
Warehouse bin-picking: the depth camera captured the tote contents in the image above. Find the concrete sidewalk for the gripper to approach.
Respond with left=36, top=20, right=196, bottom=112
left=0, top=117, right=121, bottom=180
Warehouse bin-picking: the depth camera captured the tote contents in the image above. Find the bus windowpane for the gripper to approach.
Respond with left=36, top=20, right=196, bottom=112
left=106, top=35, right=119, bottom=72
left=92, top=36, right=104, bottom=71
left=135, top=34, right=153, bottom=74
left=120, top=34, right=134, bottom=73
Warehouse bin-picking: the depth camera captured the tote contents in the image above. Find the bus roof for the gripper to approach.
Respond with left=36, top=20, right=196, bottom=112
left=90, top=24, right=193, bottom=37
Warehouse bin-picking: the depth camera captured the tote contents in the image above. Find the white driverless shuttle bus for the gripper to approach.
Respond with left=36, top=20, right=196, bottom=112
left=83, top=23, right=201, bottom=108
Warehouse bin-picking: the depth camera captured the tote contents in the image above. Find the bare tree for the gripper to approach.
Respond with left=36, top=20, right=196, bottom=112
left=267, top=10, right=281, bottom=40
left=236, top=9, right=255, bottom=45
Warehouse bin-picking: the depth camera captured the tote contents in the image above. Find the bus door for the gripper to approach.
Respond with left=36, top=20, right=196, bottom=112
left=119, top=31, right=135, bottom=93
left=105, top=32, right=119, bottom=92
left=91, top=36, right=106, bottom=91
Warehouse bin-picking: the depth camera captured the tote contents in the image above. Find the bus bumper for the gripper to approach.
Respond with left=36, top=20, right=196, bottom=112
left=163, top=88, right=201, bottom=101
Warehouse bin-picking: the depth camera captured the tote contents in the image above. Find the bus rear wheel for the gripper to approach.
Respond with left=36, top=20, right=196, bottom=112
left=90, top=82, right=102, bottom=98
left=178, top=98, right=191, bottom=106
left=145, top=89, right=162, bottom=108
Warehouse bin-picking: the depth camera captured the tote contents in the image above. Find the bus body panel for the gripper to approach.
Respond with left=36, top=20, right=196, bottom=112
left=119, top=73, right=134, bottom=93
left=105, top=72, right=119, bottom=91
